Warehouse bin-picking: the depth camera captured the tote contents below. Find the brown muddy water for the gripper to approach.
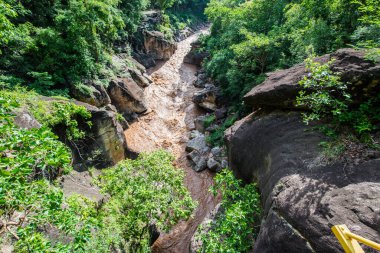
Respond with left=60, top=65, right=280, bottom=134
left=124, top=29, right=219, bottom=252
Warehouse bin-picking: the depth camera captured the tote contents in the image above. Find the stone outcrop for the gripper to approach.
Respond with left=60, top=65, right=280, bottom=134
left=78, top=102, right=128, bottom=167
left=226, top=49, right=380, bottom=253
left=193, top=84, right=222, bottom=112
left=72, top=81, right=111, bottom=108
left=13, top=110, right=42, bottom=129
left=226, top=112, right=380, bottom=253
left=184, top=40, right=208, bottom=66
left=186, top=131, right=210, bottom=172
left=71, top=55, right=151, bottom=120
left=131, top=11, right=177, bottom=68
left=244, top=49, right=380, bottom=109
left=17, top=97, right=129, bottom=169
left=107, top=78, right=148, bottom=115
left=143, top=30, right=177, bottom=60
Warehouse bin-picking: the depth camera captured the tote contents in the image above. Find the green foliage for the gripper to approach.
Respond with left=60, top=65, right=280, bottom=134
left=42, top=101, right=92, bottom=141
left=296, top=57, right=350, bottom=124
left=203, top=0, right=379, bottom=109
left=297, top=57, right=380, bottom=136
left=93, top=150, right=197, bottom=252
left=207, top=114, right=238, bottom=147
left=0, top=87, right=91, bottom=141
left=1, top=96, right=196, bottom=252
left=0, top=94, right=97, bottom=252
left=0, top=0, right=149, bottom=94
left=198, top=170, right=261, bottom=252
left=204, top=114, right=216, bottom=128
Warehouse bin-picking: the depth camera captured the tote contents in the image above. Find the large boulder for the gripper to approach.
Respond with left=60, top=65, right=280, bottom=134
left=143, top=30, right=177, bottom=60
left=243, top=49, right=380, bottom=109
left=107, top=78, right=148, bottom=115
left=14, top=97, right=128, bottom=168
left=131, top=11, right=177, bottom=68
left=193, top=85, right=222, bottom=112
left=186, top=131, right=211, bottom=172
left=72, top=81, right=111, bottom=107
left=225, top=111, right=380, bottom=253
left=83, top=104, right=128, bottom=167
left=128, top=68, right=152, bottom=88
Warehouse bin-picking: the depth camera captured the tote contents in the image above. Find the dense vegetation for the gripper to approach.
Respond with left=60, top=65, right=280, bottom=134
left=202, top=0, right=380, bottom=111
left=0, top=92, right=196, bottom=251
left=196, top=170, right=261, bottom=252
left=0, top=0, right=207, bottom=97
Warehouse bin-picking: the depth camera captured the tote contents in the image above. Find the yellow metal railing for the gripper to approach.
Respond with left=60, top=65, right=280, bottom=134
left=332, top=225, right=380, bottom=253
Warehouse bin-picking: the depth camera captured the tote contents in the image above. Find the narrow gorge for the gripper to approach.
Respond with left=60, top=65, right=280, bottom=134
left=1, top=1, right=380, bottom=253
left=125, top=29, right=220, bottom=252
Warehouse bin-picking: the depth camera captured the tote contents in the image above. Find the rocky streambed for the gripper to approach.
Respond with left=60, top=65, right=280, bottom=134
left=124, top=29, right=220, bottom=252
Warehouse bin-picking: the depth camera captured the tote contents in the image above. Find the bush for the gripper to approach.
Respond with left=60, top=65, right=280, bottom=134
left=91, top=150, right=197, bottom=252
left=197, top=170, right=261, bottom=252
left=202, top=0, right=379, bottom=110
left=0, top=95, right=196, bottom=252
left=296, top=56, right=380, bottom=136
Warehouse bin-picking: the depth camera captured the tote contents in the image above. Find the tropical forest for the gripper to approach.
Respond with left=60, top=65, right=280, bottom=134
left=0, top=0, right=379, bottom=252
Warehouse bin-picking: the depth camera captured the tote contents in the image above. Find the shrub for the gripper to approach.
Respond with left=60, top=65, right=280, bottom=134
left=92, top=150, right=197, bottom=252
left=297, top=56, right=380, bottom=136
left=197, top=170, right=261, bottom=252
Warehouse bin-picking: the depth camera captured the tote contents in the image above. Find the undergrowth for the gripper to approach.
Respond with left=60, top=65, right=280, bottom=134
left=0, top=91, right=196, bottom=252
left=297, top=57, right=380, bottom=160
left=197, top=170, right=261, bottom=252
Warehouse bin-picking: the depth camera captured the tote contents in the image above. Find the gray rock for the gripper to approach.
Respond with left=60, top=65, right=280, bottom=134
left=193, top=86, right=221, bottom=112
left=128, top=68, right=152, bottom=88
left=190, top=130, right=203, bottom=139
left=244, top=49, right=380, bottom=109
left=72, top=82, right=111, bottom=107
left=108, top=78, right=148, bottom=115
left=221, top=160, right=228, bottom=169
left=184, top=41, right=208, bottom=67
left=225, top=111, right=380, bottom=252
left=187, top=150, right=207, bottom=172
left=193, top=72, right=208, bottom=88
left=207, top=157, right=221, bottom=172
left=186, top=134, right=210, bottom=154
left=194, top=115, right=209, bottom=133
left=13, top=110, right=41, bottom=129
left=215, top=107, right=228, bottom=120
left=211, top=146, right=223, bottom=157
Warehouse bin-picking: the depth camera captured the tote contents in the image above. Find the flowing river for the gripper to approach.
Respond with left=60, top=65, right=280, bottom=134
left=124, top=29, right=219, bottom=252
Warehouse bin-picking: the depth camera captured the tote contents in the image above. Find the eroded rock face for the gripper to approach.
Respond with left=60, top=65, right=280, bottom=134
left=184, top=40, right=208, bottom=66
left=143, top=30, right=177, bottom=61
left=226, top=111, right=380, bottom=253
left=108, top=78, right=148, bottom=115
left=243, top=49, right=380, bottom=109
left=193, top=85, right=222, bottom=112
left=72, top=81, right=111, bottom=107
